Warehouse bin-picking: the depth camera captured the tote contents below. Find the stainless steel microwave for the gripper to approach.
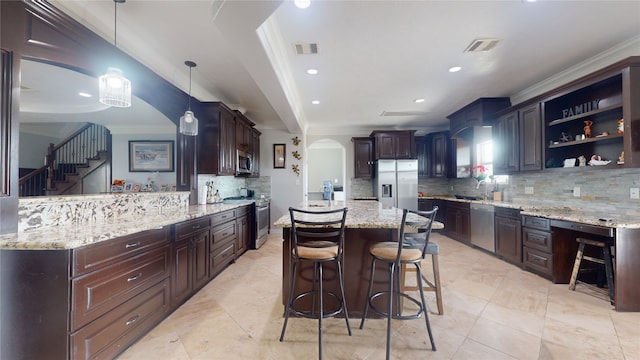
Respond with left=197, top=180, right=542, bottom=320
left=237, top=150, right=252, bottom=175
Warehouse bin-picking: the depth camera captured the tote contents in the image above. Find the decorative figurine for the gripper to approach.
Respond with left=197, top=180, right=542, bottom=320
left=584, top=120, right=593, bottom=138
left=618, top=151, right=625, bottom=165
left=578, top=155, right=586, bottom=167
left=560, top=132, right=570, bottom=142
left=588, top=154, right=611, bottom=166
left=617, top=119, right=624, bottom=134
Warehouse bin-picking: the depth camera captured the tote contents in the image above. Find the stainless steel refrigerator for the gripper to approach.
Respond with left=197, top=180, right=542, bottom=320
left=374, top=159, right=418, bottom=210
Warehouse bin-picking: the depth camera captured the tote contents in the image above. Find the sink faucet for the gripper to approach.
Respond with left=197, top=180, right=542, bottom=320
left=475, top=179, right=488, bottom=199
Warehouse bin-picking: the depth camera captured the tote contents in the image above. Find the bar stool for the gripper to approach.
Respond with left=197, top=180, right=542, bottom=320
left=568, top=237, right=615, bottom=305
left=402, top=240, right=443, bottom=315
left=280, top=207, right=351, bottom=360
left=360, top=207, right=438, bottom=360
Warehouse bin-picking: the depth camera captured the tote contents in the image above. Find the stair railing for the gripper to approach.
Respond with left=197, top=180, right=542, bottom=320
left=19, top=123, right=110, bottom=196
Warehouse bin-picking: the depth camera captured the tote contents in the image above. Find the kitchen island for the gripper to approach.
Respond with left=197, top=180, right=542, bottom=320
left=273, top=200, right=444, bottom=317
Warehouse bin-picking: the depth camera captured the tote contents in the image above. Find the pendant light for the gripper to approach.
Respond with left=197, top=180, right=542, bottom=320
left=98, top=0, right=131, bottom=107
left=179, top=61, right=199, bottom=136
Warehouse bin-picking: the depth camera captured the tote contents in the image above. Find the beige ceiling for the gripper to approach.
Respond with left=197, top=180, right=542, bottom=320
left=42, top=0, right=640, bottom=136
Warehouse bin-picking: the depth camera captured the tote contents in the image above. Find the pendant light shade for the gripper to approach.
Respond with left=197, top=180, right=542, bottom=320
left=180, top=60, right=199, bottom=136
left=99, top=0, right=131, bottom=108
left=99, top=67, right=131, bottom=107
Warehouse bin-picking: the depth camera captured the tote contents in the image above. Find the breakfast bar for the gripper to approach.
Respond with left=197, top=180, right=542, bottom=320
left=274, top=200, right=444, bottom=317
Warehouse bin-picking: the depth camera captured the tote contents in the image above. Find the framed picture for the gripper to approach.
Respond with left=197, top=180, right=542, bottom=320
left=274, top=143, right=286, bottom=168
left=132, top=183, right=142, bottom=192
left=124, top=183, right=134, bottom=192
left=129, top=140, right=174, bottom=172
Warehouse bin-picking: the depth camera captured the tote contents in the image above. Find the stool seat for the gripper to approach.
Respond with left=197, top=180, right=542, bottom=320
left=569, top=237, right=614, bottom=305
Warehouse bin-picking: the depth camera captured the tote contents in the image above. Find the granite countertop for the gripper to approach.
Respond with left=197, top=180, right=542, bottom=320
left=273, top=200, right=444, bottom=230
left=419, top=195, right=640, bottom=229
left=0, top=201, right=254, bottom=250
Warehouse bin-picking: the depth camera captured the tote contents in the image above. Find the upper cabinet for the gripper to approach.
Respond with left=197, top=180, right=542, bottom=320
left=415, top=136, right=430, bottom=178
left=251, top=128, right=261, bottom=178
left=370, top=130, right=416, bottom=159
left=198, top=102, right=237, bottom=176
left=427, top=131, right=451, bottom=178
left=494, top=102, right=542, bottom=174
left=448, top=98, right=511, bottom=138
left=352, top=137, right=374, bottom=178
left=235, top=111, right=255, bottom=155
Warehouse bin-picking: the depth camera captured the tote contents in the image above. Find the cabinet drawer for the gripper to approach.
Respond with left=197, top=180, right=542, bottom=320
left=523, top=246, right=553, bottom=277
left=175, top=217, right=210, bottom=238
left=523, top=228, right=553, bottom=252
left=71, top=245, right=171, bottom=331
left=71, top=278, right=170, bottom=360
left=212, top=221, right=236, bottom=250
left=495, top=207, right=520, bottom=220
left=73, top=227, right=169, bottom=276
left=212, top=210, right=236, bottom=226
left=522, top=216, right=550, bottom=230
left=236, top=205, right=251, bottom=217
left=211, top=241, right=235, bottom=276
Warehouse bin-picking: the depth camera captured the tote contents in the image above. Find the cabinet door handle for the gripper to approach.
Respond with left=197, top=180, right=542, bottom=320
left=125, top=241, right=141, bottom=249
left=125, top=315, right=140, bottom=326
left=192, top=224, right=201, bottom=230
left=127, top=273, right=142, bottom=282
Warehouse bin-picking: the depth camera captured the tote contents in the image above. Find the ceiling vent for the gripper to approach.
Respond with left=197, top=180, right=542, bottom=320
left=294, top=43, right=319, bottom=55
left=464, top=38, right=501, bottom=53
left=380, top=111, right=428, bottom=117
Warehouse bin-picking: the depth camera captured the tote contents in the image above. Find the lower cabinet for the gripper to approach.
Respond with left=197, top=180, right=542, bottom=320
left=70, top=227, right=172, bottom=360
left=211, top=209, right=238, bottom=277
left=494, top=207, right=522, bottom=265
left=236, top=205, right=251, bottom=260
left=1, top=206, right=254, bottom=360
left=418, top=198, right=446, bottom=224
left=522, top=216, right=555, bottom=280
left=173, top=217, right=211, bottom=307
left=443, top=201, right=470, bottom=243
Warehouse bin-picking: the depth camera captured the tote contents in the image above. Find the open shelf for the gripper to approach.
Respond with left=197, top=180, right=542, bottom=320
left=548, top=133, right=623, bottom=148
left=547, top=104, right=622, bottom=127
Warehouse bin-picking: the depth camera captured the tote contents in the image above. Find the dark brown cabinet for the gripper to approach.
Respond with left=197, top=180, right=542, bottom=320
left=493, top=110, right=520, bottom=174
left=198, top=102, right=236, bottom=175
left=415, top=136, right=430, bottom=178
left=352, top=137, right=374, bottom=178
left=494, top=207, right=522, bottom=265
left=235, top=205, right=251, bottom=259
left=211, top=209, right=237, bottom=277
left=251, top=128, right=261, bottom=177
left=448, top=98, right=511, bottom=138
left=427, top=131, right=450, bottom=178
left=494, top=103, right=542, bottom=174
left=522, top=216, right=555, bottom=280
left=418, top=198, right=446, bottom=224
left=173, top=217, right=211, bottom=307
left=235, top=111, right=254, bottom=154
left=443, top=201, right=470, bottom=243
left=370, top=130, right=416, bottom=159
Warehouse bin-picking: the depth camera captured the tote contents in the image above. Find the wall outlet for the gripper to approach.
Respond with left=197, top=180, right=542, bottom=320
left=524, top=186, right=534, bottom=195
left=631, top=187, right=640, bottom=199
left=573, top=186, right=581, bottom=197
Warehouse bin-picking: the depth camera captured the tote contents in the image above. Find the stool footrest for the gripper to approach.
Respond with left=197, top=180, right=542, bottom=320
left=290, top=290, right=344, bottom=319
left=367, top=290, right=425, bottom=321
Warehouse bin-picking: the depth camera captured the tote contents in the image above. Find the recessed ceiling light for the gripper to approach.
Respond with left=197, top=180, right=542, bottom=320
left=295, top=0, right=311, bottom=9
left=306, top=68, right=318, bottom=75
left=311, top=100, right=320, bottom=105
left=414, top=98, right=425, bottom=103
left=78, top=92, right=92, bottom=98
left=449, top=66, right=462, bottom=73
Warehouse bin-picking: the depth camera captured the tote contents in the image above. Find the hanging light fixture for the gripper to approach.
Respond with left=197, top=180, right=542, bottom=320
left=98, top=0, right=131, bottom=107
left=179, top=60, right=198, bottom=136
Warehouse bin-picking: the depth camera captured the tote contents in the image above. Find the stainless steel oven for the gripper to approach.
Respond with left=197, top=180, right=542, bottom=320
left=254, top=199, right=270, bottom=249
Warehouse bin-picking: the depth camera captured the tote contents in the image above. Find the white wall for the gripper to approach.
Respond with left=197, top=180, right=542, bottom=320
left=307, top=147, right=343, bottom=192
left=111, top=133, right=177, bottom=188
left=19, top=132, right=61, bottom=169
left=259, top=129, right=304, bottom=226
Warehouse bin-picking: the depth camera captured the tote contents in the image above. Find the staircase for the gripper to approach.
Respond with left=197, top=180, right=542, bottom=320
left=19, top=123, right=112, bottom=197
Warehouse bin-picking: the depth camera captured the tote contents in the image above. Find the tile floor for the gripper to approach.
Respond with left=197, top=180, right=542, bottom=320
left=118, top=231, right=639, bottom=360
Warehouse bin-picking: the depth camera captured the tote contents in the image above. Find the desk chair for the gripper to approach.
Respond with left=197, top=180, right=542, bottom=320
left=359, top=207, right=438, bottom=359
left=280, top=207, right=352, bottom=359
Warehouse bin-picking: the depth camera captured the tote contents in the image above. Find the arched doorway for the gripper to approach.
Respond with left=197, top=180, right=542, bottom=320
left=306, top=139, right=346, bottom=201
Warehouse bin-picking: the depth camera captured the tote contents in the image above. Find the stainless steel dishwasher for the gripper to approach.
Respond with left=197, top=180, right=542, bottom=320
left=470, top=203, right=495, bottom=253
